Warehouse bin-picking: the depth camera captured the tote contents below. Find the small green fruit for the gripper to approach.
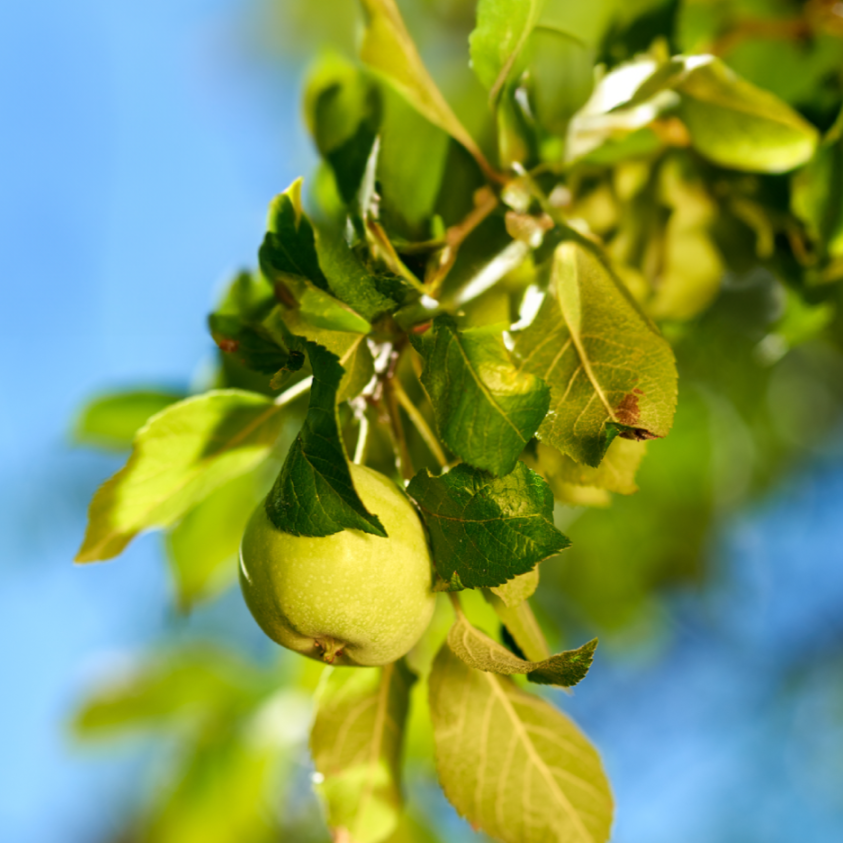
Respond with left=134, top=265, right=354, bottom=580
left=239, top=464, right=436, bottom=666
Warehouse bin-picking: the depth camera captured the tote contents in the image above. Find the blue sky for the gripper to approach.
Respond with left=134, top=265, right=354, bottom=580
left=0, top=2, right=309, bottom=840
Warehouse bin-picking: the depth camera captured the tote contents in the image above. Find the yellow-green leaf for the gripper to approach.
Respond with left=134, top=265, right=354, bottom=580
left=469, top=0, right=546, bottom=103
left=311, top=662, right=415, bottom=843
left=530, top=438, right=647, bottom=497
left=677, top=57, right=818, bottom=173
left=514, top=241, right=677, bottom=467
left=358, top=0, right=493, bottom=178
left=429, top=641, right=613, bottom=843
left=448, top=613, right=597, bottom=687
left=75, top=390, right=284, bottom=562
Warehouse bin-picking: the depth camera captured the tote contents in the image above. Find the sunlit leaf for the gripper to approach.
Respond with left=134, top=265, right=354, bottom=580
left=528, top=438, right=647, bottom=497
left=429, top=641, right=613, bottom=843
left=484, top=588, right=550, bottom=662
left=76, top=391, right=286, bottom=562
left=489, top=567, right=539, bottom=608
left=280, top=306, right=375, bottom=403
left=166, top=467, right=271, bottom=611
left=514, top=241, right=677, bottom=467
left=74, top=390, right=185, bottom=451
left=358, top=0, right=493, bottom=177
left=407, top=462, right=569, bottom=590
left=377, top=84, right=451, bottom=235
left=676, top=56, right=819, bottom=173
left=311, top=662, right=415, bottom=843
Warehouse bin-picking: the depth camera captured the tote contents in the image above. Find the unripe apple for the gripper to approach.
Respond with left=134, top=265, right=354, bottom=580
left=239, top=464, right=436, bottom=666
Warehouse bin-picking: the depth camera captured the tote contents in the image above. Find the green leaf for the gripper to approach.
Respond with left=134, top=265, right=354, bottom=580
left=792, top=107, right=843, bottom=259
left=278, top=305, right=375, bottom=403
left=259, top=179, right=372, bottom=334
left=530, top=438, right=647, bottom=496
left=260, top=178, right=329, bottom=292
left=447, top=613, right=597, bottom=687
left=209, top=312, right=296, bottom=376
left=469, top=0, right=546, bottom=103
left=73, top=647, right=272, bottom=735
left=525, top=26, right=594, bottom=138
left=147, top=736, right=278, bottom=843
left=407, top=462, right=569, bottom=590
left=311, top=662, right=415, bottom=843
left=489, top=567, right=539, bottom=608
left=514, top=241, right=677, bottom=467
left=484, top=588, right=550, bottom=662
left=75, top=390, right=286, bottom=562
left=166, top=467, right=270, bottom=611
left=377, top=84, right=451, bottom=234
left=429, top=641, right=613, bottom=843
left=358, top=0, right=493, bottom=178
left=74, top=390, right=184, bottom=451
left=676, top=56, right=819, bottom=173
left=412, top=315, right=550, bottom=476
left=312, top=223, right=400, bottom=322
left=304, top=54, right=380, bottom=204
left=208, top=272, right=304, bottom=381
left=265, top=342, right=386, bottom=537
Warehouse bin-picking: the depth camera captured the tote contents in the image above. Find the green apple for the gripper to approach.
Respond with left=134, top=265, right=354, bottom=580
left=239, top=463, right=436, bottom=666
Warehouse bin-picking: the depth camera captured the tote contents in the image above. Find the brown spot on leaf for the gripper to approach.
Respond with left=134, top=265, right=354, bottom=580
left=215, top=337, right=239, bottom=354
left=614, top=391, right=642, bottom=426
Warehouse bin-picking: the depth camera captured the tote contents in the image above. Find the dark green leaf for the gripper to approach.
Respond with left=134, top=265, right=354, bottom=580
left=209, top=312, right=294, bottom=376
left=310, top=661, right=415, bottom=843
left=514, top=241, right=677, bottom=467
left=260, top=178, right=329, bottom=293
left=265, top=342, right=386, bottom=537
left=412, top=315, right=550, bottom=476
left=74, top=390, right=184, bottom=451
left=448, top=613, right=597, bottom=687
left=304, top=54, right=380, bottom=204
left=312, top=222, right=400, bottom=321
left=792, top=107, right=843, bottom=259
left=260, top=182, right=373, bottom=334
left=407, top=462, right=569, bottom=589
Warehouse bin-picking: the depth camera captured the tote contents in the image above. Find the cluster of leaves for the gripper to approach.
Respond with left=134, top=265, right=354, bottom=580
left=73, top=0, right=843, bottom=841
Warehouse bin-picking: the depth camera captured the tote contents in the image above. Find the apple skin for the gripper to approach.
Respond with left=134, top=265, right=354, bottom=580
left=239, top=464, right=436, bottom=667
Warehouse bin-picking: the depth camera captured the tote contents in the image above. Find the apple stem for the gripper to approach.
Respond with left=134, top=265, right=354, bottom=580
left=317, top=637, right=345, bottom=664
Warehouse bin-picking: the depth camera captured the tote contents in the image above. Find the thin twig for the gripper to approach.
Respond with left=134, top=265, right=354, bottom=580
left=448, top=592, right=464, bottom=617
left=353, top=409, right=370, bottom=465
left=381, top=344, right=415, bottom=482
left=393, top=380, right=448, bottom=469
left=426, top=186, right=500, bottom=297
left=274, top=375, right=312, bottom=406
